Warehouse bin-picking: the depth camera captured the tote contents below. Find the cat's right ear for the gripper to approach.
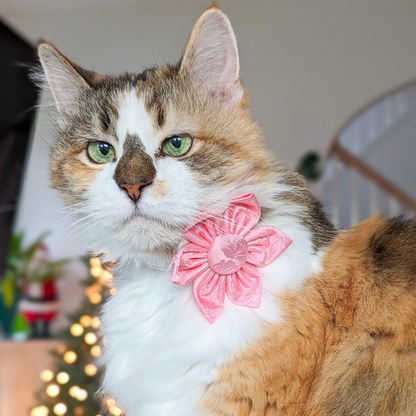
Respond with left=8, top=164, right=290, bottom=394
left=180, top=7, right=244, bottom=107
left=38, top=43, right=91, bottom=115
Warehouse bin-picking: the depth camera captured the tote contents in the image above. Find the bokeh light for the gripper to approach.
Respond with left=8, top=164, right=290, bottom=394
left=63, top=351, right=77, bottom=364
left=90, top=266, right=103, bottom=278
left=40, top=370, right=54, bottom=382
left=85, top=332, right=97, bottom=345
left=79, top=315, right=92, bottom=327
left=91, top=317, right=100, bottom=328
left=76, top=389, right=88, bottom=401
left=70, top=323, right=84, bottom=337
left=30, top=405, right=49, bottom=416
left=90, top=257, right=101, bottom=267
left=53, top=403, right=67, bottom=415
left=46, top=384, right=60, bottom=397
left=85, top=364, right=97, bottom=376
left=100, top=270, right=113, bottom=284
left=74, top=406, right=84, bottom=416
left=69, top=386, right=81, bottom=398
left=109, top=406, right=122, bottom=416
left=91, top=345, right=101, bottom=357
left=56, top=372, right=70, bottom=384
left=88, top=293, right=102, bottom=304
left=57, top=345, right=67, bottom=355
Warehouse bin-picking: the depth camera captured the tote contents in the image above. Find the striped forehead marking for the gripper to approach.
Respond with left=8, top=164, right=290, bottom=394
left=116, top=88, right=157, bottom=156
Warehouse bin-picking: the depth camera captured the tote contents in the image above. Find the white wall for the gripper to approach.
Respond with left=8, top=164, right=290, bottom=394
left=2, top=0, right=416, bottom=166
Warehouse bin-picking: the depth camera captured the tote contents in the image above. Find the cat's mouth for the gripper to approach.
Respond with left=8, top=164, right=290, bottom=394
left=124, top=205, right=189, bottom=232
left=126, top=206, right=152, bottom=222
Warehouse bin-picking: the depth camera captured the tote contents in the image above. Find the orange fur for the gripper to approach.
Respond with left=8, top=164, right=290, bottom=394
left=150, top=179, right=170, bottom=199
left=203, top=216, right=416, bottom=415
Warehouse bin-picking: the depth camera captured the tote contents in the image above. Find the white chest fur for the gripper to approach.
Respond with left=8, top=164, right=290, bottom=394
left=100, top=216, right=320, bottom=416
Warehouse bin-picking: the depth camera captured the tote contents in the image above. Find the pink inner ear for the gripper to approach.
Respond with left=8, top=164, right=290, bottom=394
left=181, top=9, right=243, bottom=104
left=218, top=43, right=239, bottom=87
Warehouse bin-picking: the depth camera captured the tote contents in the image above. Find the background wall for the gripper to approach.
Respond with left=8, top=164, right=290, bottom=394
left=0, top=0, right=415, bottom=328
left=2, top=0, right=416, bottom=166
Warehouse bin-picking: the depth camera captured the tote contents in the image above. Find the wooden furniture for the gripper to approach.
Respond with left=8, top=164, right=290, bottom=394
left=0, top=340, right=63, bottom=416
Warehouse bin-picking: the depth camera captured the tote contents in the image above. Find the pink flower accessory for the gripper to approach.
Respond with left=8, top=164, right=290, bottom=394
left=171, top=193, right=293, bottom=323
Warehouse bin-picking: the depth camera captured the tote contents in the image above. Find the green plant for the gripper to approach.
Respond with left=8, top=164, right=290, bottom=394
left=1, top=233, right=67, bottom=308
left=296, top=151, right=322, bottom=182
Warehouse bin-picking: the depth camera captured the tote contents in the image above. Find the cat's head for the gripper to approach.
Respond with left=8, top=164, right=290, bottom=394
left=39, top=7, right=280, bottom=264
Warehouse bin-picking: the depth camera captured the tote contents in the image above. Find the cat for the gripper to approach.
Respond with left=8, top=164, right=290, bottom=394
left=38, top=5, right=416, bottom=416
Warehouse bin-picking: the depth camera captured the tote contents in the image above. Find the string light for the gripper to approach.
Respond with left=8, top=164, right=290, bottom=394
left=101, top=270, right=112, bottom=280
left=63, top=351, right=77, bottom=364
left=85, top=332, right=97, bottom=345
left=74, top=407, right=84, bottom=416
left=100, top=270, right=113, bottom=285
left=69, top=386, right=88, bottom=401
left=85, top=364, right=98, bottom=376
left=90, top=266, right=103, bottom=278
left=91, top=317, right=100, bottom=328
left=109, top=406, right=122, bottom=416
left=56, top=372, right=70, bottom=384
left=88, top=292, right=102, bottom=304
left=69, top=386, right=81, bottom=398
left=70, top=323, right=84, bottom=337
left=46, top=384, right=60, bottom=397
left=76, top=389, right=88, bottom=401
left=79, top=315, right=92, bottom=327
left=32, top=257, right=110, bottom=416
left=86, top=284, right=102, bottom=295
left=91, top=345, right=101, bottom=357
left=30, top=405, right=49, bottom=416
left=53, top=403, right=67, bottom=415
left=40, top=370, right=54, bottom=382
left=57, top=345, right=67, bottom=354
left=90, top=257, right=101, bottom=267
left=110, top=288, right=117, bottom=296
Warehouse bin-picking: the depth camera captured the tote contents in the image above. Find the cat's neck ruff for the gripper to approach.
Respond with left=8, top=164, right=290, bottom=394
left=101, top=205, right=323, bottom=415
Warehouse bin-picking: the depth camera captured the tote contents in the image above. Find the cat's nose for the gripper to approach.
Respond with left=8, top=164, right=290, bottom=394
left=119, top=181, right=151, bottom=203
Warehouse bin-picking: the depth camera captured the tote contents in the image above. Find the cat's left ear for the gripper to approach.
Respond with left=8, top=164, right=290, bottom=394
left=180, top=7, right=243, bottom=106
left=38, top=43, right=95, bottom=115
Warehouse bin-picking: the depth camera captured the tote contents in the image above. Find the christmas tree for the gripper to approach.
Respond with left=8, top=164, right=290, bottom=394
left=30, top=257, right=123, bottom=416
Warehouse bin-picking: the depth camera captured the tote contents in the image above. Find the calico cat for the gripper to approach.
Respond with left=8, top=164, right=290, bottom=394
left=38, top=6, right=416, bottom=416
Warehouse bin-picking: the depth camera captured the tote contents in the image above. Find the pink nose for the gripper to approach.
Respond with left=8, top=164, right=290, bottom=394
left=119, top=182, right=148, bottom=202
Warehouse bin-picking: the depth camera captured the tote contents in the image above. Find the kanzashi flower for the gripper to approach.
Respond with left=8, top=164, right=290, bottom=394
left=171, top=193, right=293, bottom=323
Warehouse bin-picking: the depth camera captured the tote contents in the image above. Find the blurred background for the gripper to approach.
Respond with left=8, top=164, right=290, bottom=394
left=0, top=0, right=415, bottom=415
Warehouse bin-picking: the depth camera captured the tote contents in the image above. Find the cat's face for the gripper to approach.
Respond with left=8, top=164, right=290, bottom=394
left=39, top=7, right=276, bottom=262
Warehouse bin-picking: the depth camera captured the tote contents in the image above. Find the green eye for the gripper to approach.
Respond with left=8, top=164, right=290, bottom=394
left=162, top=134, right=193, bottom=157
left=87, top=141, right=116, bottom=164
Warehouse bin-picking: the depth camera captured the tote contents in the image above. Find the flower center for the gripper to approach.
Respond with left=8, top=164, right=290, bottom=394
left=208, top=234, right=248, bottom=275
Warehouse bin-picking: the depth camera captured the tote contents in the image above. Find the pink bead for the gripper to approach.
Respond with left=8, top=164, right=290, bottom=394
left=208, top=234, right=248, bottom=274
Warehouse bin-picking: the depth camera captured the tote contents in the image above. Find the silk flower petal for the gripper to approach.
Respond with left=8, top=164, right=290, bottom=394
left=226, top=263, right=261, bottom=308
left=221, top=193, right=261, bottom=236
left=245, top=226, right=293, bottom=267
left=193, top=271, right=226, bottom=323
